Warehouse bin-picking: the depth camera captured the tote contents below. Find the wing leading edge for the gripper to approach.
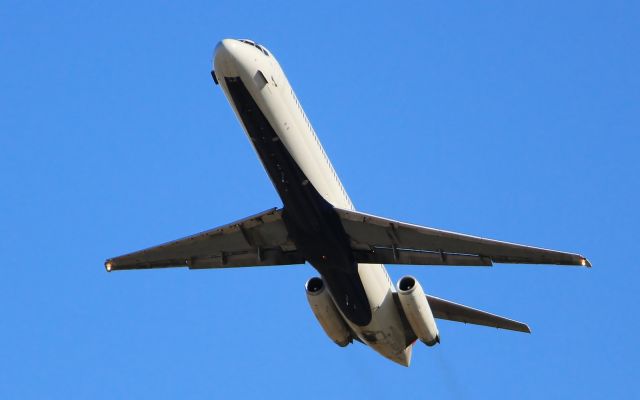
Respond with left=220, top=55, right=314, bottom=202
left=336, top=208, right=591, bottom=268
left=105, top=208, right=304, bottom=272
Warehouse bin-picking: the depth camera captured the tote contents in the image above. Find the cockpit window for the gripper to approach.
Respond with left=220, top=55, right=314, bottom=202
left=238, top=39, right=269, bottom=57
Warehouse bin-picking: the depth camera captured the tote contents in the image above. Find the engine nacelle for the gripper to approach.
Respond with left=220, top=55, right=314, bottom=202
left=397, top=275, right=440, bottom=346
left=305, top=277, right=352, bottom=347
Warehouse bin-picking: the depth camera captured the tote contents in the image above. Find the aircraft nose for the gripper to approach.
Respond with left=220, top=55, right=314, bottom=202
left=216, top=38, right=239, bottom=54
left=214, top=39, right=240, bottom=65
left=213, top=38, right=252, bottom=79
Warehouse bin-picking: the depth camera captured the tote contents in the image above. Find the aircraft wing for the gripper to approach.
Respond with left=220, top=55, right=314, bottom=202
left=336, top=208, right=590, bottom=267
left=105, top=208, right=304, bottom=272
left=427, top=295, right=531, bottom=333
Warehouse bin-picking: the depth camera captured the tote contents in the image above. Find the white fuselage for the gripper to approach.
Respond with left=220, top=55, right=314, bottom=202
left=213, top=39, right=412, bottom=366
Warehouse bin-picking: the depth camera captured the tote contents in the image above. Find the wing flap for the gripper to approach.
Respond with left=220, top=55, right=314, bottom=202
left=427, top=295, right=531, bottom=333
left=105, top=208, right=304, bottom=271
left=353, top=247, right=492, bottom=266
left=336, top=208, right=590, bottom=267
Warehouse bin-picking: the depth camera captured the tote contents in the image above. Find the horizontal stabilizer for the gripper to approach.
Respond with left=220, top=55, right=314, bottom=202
left=427, top=295, right=531, bottom=333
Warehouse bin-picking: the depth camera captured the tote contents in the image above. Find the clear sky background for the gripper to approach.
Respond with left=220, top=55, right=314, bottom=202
left=1, top=1, right=638, bottom=398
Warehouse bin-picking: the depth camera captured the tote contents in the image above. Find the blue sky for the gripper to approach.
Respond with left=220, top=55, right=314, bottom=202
left=1, top=1, right=638, bottom=398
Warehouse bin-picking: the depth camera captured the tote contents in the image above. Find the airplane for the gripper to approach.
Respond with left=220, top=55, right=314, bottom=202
left=104, top=38, right=591, bottom=366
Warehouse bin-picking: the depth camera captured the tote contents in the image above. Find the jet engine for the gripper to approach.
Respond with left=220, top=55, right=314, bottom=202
left=396, top=275, right=440, bottom=346
left=305, top=277, right=352, bottom=347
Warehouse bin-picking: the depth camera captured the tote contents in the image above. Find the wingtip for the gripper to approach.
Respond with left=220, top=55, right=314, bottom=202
left=104, top=260, right=113, bottom=272
left=579, top=257, right=592, bottom=268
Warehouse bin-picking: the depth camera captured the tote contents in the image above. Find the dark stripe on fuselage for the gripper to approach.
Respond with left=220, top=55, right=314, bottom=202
left=224, top=77, right=372, bottom=326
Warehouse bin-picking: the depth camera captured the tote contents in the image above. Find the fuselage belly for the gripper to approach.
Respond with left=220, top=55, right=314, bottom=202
left=214, top=39, right=412, bottom=365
